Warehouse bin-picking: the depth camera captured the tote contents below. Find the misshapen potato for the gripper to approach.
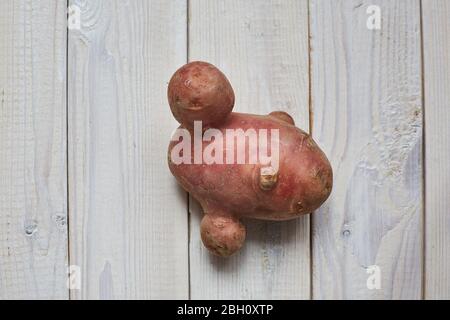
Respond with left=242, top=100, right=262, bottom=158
left=167, top=62, right=333, bottom=257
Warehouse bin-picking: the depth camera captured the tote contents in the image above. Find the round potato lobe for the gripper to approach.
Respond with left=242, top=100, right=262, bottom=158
left=168, top=61, right=235, bottom=128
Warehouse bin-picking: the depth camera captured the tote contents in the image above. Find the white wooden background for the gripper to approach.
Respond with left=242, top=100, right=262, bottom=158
left=0, top=0, right=449, bottom=300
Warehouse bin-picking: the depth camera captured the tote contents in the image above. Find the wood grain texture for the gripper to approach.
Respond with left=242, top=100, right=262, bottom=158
left=0, top=0, right=68, bottom=299
left=67, top=0, right=188, bottom=299
left=188, top=0, right=310, bottom=299
left=310, top=0, right=423, bottom=299
left=422, top=0, right=450, bottom=300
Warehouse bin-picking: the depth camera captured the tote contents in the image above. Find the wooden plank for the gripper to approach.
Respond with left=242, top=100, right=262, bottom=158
left=189, top=0, right=310, bottom=299
left=422, top=0, right=450, bottom=300
left=0, top=0, right=68, bottom=299
left=310, top=0, right=423, bottom=299
left=67, top=0, right=188, bottom=299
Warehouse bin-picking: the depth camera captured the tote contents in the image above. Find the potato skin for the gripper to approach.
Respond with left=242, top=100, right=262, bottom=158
left=269, top=111, right=296, bottom=126
left=167, top=62, right=333, bottom=257
left=168, top=61, right=235, bottom=127
left=168, top=112, right=333, bottom=221
left=200, top=213, right=246, bottom=257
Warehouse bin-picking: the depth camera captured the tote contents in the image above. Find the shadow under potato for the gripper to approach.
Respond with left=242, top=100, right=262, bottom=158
left=189, top=197, right=306, bottom=269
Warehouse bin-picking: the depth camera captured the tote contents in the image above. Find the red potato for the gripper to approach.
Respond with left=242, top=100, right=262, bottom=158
left=167, top=61, right=333, bottom=257
left=168, top=61, right=235, bottom=128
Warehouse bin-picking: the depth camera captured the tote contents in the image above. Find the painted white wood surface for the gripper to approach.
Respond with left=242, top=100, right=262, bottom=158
left=188, top=0, right=311, bottom=299
left=423, top=0, right=450, bottom=300
left=310, top=0, right=423, bottom=299
left=0, top=0, right=68, bottom=299
left=3, top=0, right=450, bottom=301
left=67, top=0, right=188, bottom=299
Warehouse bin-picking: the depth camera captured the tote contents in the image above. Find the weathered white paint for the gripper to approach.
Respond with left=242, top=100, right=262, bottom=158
left=0, top=0, right=68, bottom=299
left=67, top=0, right=189, bottom=299
left=188, top=0, right=311, bottom=299
left=310, top=0, right=423, bottom=299
left=2, top=0, right=449, bottom=301
left=422, top=0, right=450, bottom=300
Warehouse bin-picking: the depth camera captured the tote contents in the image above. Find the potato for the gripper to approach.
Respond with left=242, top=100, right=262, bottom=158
left=167, top=62, right=333, bottom=257
left=168, top=61, right=235, bottom=128
left=201, top=214, right=246, bottom=257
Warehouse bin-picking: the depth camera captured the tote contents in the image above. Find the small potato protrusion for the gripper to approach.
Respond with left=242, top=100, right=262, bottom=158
left=168, top=61, right=235, bottom=128
left=269, top=111, right=295, bottom=126
left=259, top=166, right=278, bottom=191
left=200, top=214, right=246, bottom=257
